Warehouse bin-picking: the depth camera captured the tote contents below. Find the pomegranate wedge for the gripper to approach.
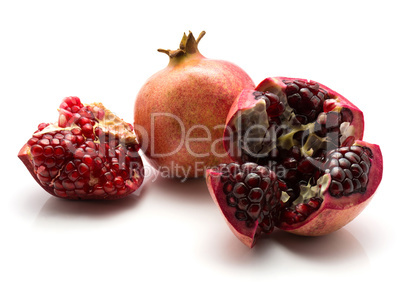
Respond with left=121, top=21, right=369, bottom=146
left=19, top=96, right=144, bottom=200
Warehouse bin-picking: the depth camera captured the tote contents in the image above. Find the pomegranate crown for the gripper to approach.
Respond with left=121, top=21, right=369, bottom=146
left=157, top=30, right=206, bottom=58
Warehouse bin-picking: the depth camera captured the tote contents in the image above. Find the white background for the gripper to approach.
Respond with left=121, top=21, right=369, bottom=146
left=1, top=0, right=400, bottom=285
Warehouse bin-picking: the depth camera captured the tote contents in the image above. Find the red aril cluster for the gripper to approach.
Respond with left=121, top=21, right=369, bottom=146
left=324, top=145, right=372, bottom=197
left=19, top=96, right=144, bottom=200
left=206, top=162, right=281, bottom=248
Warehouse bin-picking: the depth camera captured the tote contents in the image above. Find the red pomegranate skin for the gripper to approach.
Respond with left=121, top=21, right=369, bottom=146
left=134, top=31, right=255, bottom=178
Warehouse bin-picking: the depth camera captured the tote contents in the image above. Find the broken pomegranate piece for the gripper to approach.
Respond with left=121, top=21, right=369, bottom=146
left=206, top=163, right=281, bottom=248
left=208, top=77, right=383, bottom=247
left=18, top=96, right=144, bottom=200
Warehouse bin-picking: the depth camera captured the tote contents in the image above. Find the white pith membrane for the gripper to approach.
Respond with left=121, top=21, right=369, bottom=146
left=29, top=102, right=140, bottom=188
left=280, top=174, right=331, bottom=205
left=229, top=87, right=358, bottom=210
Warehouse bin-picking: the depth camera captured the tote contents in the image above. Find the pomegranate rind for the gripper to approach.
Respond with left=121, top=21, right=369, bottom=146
left=223, top=89, right=268, bottom=162
left=278, top=140, right=383, bottom=235
left=206, top=168, right=258, bottom=248
left=256, top=77, right=365, bottom=141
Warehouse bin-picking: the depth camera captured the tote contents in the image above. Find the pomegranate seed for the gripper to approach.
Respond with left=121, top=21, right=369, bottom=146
left=44, top=157, right=56, bottom=168
left=82, top=155, right=93, bottom=166
left=43, top=146, right=54, bottom=157
left=28, top=137, right=39, bottom=146
left=68, top=170, right=80, bottom=182
left=74, top=178, right=86, bottom=189
left=54, top=146, right=65, bottom=158
left=62, top=179, right=75, bottom=191
left=33, top=155, right=45, bottom=166
left=78, top=163, right=89, bottom=175
left=30, top=145, right=44, bottom=157
left=65, top=161, right=75, bottom=173
left=114, top=176, right=124, bottom=187
left=104, top=181, right=115, bottom=193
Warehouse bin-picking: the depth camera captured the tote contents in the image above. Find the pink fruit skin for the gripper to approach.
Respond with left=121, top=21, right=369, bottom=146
left=278, top=141, right=383, bottom=236
left=135, top=39, right=255, bottom=178
left=256, top=77, right=365, bottom=141
left=206, top=168, right=258, bottom=248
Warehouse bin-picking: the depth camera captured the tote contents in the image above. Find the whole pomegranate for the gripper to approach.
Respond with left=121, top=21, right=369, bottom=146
left=134, top=31, right=255, bottom=178
left=18, top=96, right=144, bottom=200
left=206, top=77, right=383, bottom=247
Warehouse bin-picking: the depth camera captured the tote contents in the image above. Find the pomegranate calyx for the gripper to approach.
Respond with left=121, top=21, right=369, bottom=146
left=157, top=30, right=206, bottom=60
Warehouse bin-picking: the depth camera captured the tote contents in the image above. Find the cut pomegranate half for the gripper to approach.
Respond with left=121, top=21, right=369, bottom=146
left=19, top=97, right=144, bottom=200
left=207, top=77, right=383, bottom=246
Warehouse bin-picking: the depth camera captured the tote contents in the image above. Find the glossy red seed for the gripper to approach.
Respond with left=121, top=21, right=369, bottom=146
left=37, top=123, right=50, bottom=131
left=54, top=180, right=63, bottom=190
left=74, top=178, right=86, bottom=189
left=37, top=165, right=49, bottom=177
left=33, top=155, right=45, bottom=166
left=93, top=185, right=105, bottom=196
left=68, top=170, right=80, bottom=182
left=82, top=155, right=93, bottom=166
left=31, top=145, right=44, bottom=157
left=76, top=135, right=85, bottom=145
left=65, top=161, right=75, bottom=173
left=44, top=157, right=56, bottom=168
left=295, top=203, right=310, bottom=216
left=38, top=139, right=50, bottom=146
left=74, top=148, right=85, bottom=159
left=233, top=183, right=248, bottom=198
left=78, top=163, right=89, bottom=175
left=43, top=146, right=54, bottom=157
left=49, top=167, right=59, bottom=177
left=37, top=174, right=52, bottom=184
left=104, top=181, right=115, bottom=193
left=62, top=179, right=75, bottom=190
left=330, top=167, right=345, bottom=182
left=85, top=147, right=96, bottom=157
left=50, top=138, right=60, bottom=146
left=71, top=128, right=81, bottom=135
left=82, top=123, right=93, bottom=136
left=330, top=181, right=343, bottom=197
left=248, top=188, right=263, bottom=202
left=54, top=133, right=64, bottom=140
left=247, top=204, right=261, bottom=220
left=93, top=157, right=103, bottom=169
left=54, top=146, right=65, bottom=158
left=114, top=176, right=124, bottom=187
left=28, top=137, right=39, bottom=146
